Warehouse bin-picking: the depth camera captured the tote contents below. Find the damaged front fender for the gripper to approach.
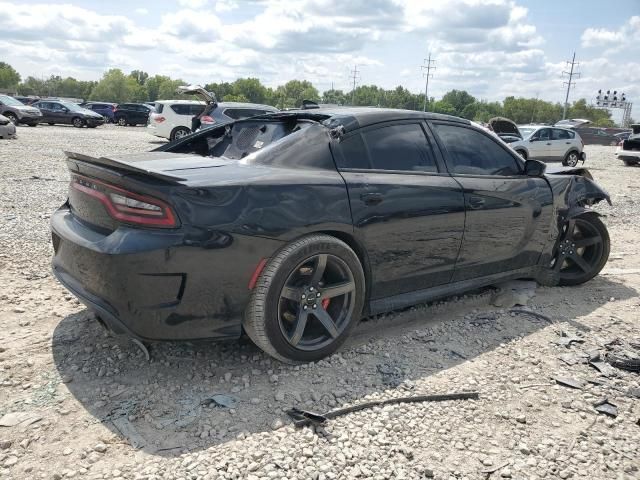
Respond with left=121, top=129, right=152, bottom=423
left=535, top=170, right=611, bottom=285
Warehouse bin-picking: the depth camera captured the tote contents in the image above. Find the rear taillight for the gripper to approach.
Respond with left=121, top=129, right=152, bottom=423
left=71, top=175, right=178, bottom=228
left=154, top=116, right=165, bottom=123
left=112, top=106, right=116, bottom=112
left=201, top=115, right=214, bottom=124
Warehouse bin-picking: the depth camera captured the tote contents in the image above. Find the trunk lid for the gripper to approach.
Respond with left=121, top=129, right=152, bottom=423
left=488, top=117, right=522, bottom=139
left=177, top=85, right=216, bottom=104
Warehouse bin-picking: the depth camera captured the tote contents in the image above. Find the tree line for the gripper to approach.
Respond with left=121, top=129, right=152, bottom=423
left=0, top=62, right=619, bottom=126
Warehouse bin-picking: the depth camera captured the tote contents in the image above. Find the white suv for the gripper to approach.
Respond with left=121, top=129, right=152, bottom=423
left=147, top=100, right=205, bottom=141
left=489, top=118, right=585, bottom=167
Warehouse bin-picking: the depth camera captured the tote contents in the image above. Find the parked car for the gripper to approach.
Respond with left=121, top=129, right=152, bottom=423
left=52, top=108, right=611, bottom=363
left=81, top=102, right=116, bottom=123
left=0, top=114, right=17, bottom=139
left=13, top=95, right=40, bottom=106
left=0, top=94, right=42, bottom=126
left=614, top=131, right=632, bottom=143
left=177, top=85, right=278, bottom=132
left=113, top=103, right=153, bottom=126
left=615, top=124, right=640, bottom=166
left=33, top=100, right=105, bottom=128
left=490, top=118, right=585, bottom=166
left=573, top=127, right=620, bottom=146
left=554, top=118, right=591, bottom=128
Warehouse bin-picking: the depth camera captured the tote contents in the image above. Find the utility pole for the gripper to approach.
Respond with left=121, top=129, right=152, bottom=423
left=350, top=65, right=360, bottom=105
left=421, top=53, right=436, bottom=112
left=562, top=52, right=580, bottom=120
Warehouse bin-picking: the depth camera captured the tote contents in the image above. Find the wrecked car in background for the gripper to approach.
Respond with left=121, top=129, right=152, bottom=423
left=490, top=117, right=585, bottom=167
left=616, top=124, right=640, bottom=166
left=51, top=108, right=610, bottom=363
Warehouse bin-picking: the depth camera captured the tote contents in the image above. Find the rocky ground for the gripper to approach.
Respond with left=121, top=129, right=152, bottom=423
left=0, top=124, right=639, bottom=480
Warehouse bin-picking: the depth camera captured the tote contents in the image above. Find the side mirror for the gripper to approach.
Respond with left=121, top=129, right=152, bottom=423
left=524, top=159, right=546, bottom=177
left=529, top=137, right=537, bottom=142
left=0, top=118, right=9, bottom=126
left=62, top=108, right=69, bottom=113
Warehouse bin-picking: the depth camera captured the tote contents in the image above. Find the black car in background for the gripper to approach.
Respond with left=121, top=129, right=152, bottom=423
left=573, top=127, right=619, bottom=146
left=51, top=108, right=611, bottom=363
left=33, top=100, right=105, bottom=128
left=81, top=102, right=116, bottom=123
left=113, top=103, right=153, bottom=126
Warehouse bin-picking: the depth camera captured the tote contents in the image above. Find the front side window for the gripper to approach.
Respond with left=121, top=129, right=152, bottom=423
left=433, top=124, right=521, bottom=176
left=552, top=129, right=571, bottom=140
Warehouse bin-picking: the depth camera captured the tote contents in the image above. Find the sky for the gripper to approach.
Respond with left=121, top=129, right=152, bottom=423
left=1, top=0, right=638, bottom=120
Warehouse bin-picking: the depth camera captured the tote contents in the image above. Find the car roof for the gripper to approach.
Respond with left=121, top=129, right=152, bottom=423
left=283, top=107, right=470, bottom=132
left=156, top=100, right=205, bottom=105
left=218, top=102, right=278, bottom=110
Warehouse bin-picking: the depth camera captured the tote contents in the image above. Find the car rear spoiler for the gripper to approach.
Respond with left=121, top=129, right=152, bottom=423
left=64, top=151, right=187, bottom=183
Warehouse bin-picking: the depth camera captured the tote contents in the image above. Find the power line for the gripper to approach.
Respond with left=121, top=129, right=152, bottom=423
left=350, top=65, right=360, bottom=105
left=561, top=51, right=580, bottom=120
left=421, top=53, right=436, bottom=112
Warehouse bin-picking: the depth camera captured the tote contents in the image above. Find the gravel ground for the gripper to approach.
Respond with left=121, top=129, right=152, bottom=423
left=0, top=124, right=639, bottom=480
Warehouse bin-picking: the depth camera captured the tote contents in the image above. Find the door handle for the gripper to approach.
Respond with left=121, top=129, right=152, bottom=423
left=545, top=142, right=552, bottom=145
left=565, top=142, right=571, bottom=144
left=360, top=192, right=383, bottom=206
left=468, top=196, right=485, bottom=209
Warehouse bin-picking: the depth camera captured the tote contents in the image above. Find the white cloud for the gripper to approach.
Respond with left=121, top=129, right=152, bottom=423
left=135, top=8, right=149, bottom=15
left=581, top=16, right=640, bottom=51
left=177, top=0, right=210, bottom=7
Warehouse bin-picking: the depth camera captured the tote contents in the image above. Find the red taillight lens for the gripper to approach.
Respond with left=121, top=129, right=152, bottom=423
left=112, top=106, right=116, bottom=112
left=201, top=115, right=214, bottom=123
left=154, top=116, right=165, bottom=123
left=71, top=175, right=178, bottom=228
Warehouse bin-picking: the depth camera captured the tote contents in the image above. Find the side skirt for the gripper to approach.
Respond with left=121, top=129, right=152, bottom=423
left=369, top=267, right=535, bottom=315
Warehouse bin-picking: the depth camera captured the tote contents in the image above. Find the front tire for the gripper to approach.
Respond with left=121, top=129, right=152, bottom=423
left=117, top=117, right=127, bottom=126
left=4, top=113, right=18, bottom=125
left=244, top=234, right=365, bottom=363
left=551, top=215, right=610, bottom=286
left=72, top=117, right=84, bottom=128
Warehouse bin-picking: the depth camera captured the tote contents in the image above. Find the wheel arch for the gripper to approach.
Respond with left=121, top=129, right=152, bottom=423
left=316, top=230, right=372, bottom=314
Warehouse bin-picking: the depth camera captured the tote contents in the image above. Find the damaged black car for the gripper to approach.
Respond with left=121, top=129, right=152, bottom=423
left=51, top=108, right=611, bottom=363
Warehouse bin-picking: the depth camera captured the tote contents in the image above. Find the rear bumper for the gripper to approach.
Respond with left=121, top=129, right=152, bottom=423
left=51, top=207, right=283, bottom=341
left=615, top=147, right=640, bottom=161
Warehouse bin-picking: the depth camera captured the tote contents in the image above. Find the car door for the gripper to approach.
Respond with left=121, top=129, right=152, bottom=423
left=527, top=128, right=552, bottom=159
left=35, top=102, right=53, bottom=122
left=550, top=128, right=573, bottom=159
left=430, top=122, right=553, bottom=282
left=335, top=121, right=466, bottom=299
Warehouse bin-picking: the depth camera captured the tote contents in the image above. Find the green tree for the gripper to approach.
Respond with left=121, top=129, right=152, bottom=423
left=204, top=81, right=234, bottom=101
left=157, top=79, right=188, bottom=100
left=441, top=90, right=476, bottom=117
left=322, top=89, right=346, bottom=105
left=0, top=62, right=20, bottom=90
left=231, top=78, right=267, bottom=104
left=90, top=69, right=147, bottom=103
left=129, top=70, right=149, bottom=86
left=273, top=80, right=319, bottom=109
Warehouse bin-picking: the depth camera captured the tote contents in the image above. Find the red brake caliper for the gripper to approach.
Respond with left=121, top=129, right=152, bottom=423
left=322, top=298, right=330, bottom=309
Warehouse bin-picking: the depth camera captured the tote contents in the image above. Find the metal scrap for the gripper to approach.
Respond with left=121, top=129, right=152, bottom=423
left=202, top=394, right=237, bottom=408
left=131, top=338, right=150, bottom=361
left=112, top=416, right=147, bottom=449
left=555, top=331, right=585, bottom=348
left=287, top=392, right=479, bottom=428
left=604, top=338, right=640, bottom=372
left=594, top=398, right=618, bottom=418
left=555, top=376, right=586, bottom=390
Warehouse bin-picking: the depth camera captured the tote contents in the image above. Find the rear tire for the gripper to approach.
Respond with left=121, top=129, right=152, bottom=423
left=170, top=126, right=190, bottom=141
left=117, top=117, right=127, bottom=126
left=622, top=159, right=638, bottom=166
left=244, top=234, right=365, bottom=363
left=4, top=113, right=17, bottom=125
left=550, top=215, right=610, bottom=286
left=563, top=151, right=580, bottom=167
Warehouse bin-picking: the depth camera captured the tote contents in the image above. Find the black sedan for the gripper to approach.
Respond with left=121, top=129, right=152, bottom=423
left=51, top=108, right=611, bottom=362
left=33, top=100, right=105, bottom=128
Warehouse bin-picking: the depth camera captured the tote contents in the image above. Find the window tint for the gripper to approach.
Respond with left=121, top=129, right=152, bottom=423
left=363, top=124, right=437, bottom=172
left=433, top=124, right=521, bottom=176
left=535, top=128, right=551, bottom=141
left=552, top=129, right=572, bottom=140
left=223, top=108, right=267, bottom=119
left=155, top=104, right=164, bottom=114
left=190, top=105, right=205, bottom=115
left=337, top=132, right=370, bottom=169
left=170, top=104, right=192, bottom=115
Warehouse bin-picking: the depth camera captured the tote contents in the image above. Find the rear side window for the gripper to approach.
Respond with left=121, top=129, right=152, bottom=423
left=189, top=105, right=205, bottom=115
left=170, top=104, right=192, bottom=115
left=433, top=124, right=521, bottom=176
left=552, top=129, right=573, bottom=140
left=338, top=123, right=438, bottom=173
left=155, top=104, right=164, bottom=113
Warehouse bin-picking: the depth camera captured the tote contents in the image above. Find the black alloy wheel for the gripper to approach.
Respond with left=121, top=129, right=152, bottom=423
left=244, top=234, right=365, bottom=363
left=72, top=117, right=84, bottom=128
left=117, top=117, right=127, bottom=126
left=278, top=254, right=356, bottom=351
left=552, top=215, right=610, bottom=286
